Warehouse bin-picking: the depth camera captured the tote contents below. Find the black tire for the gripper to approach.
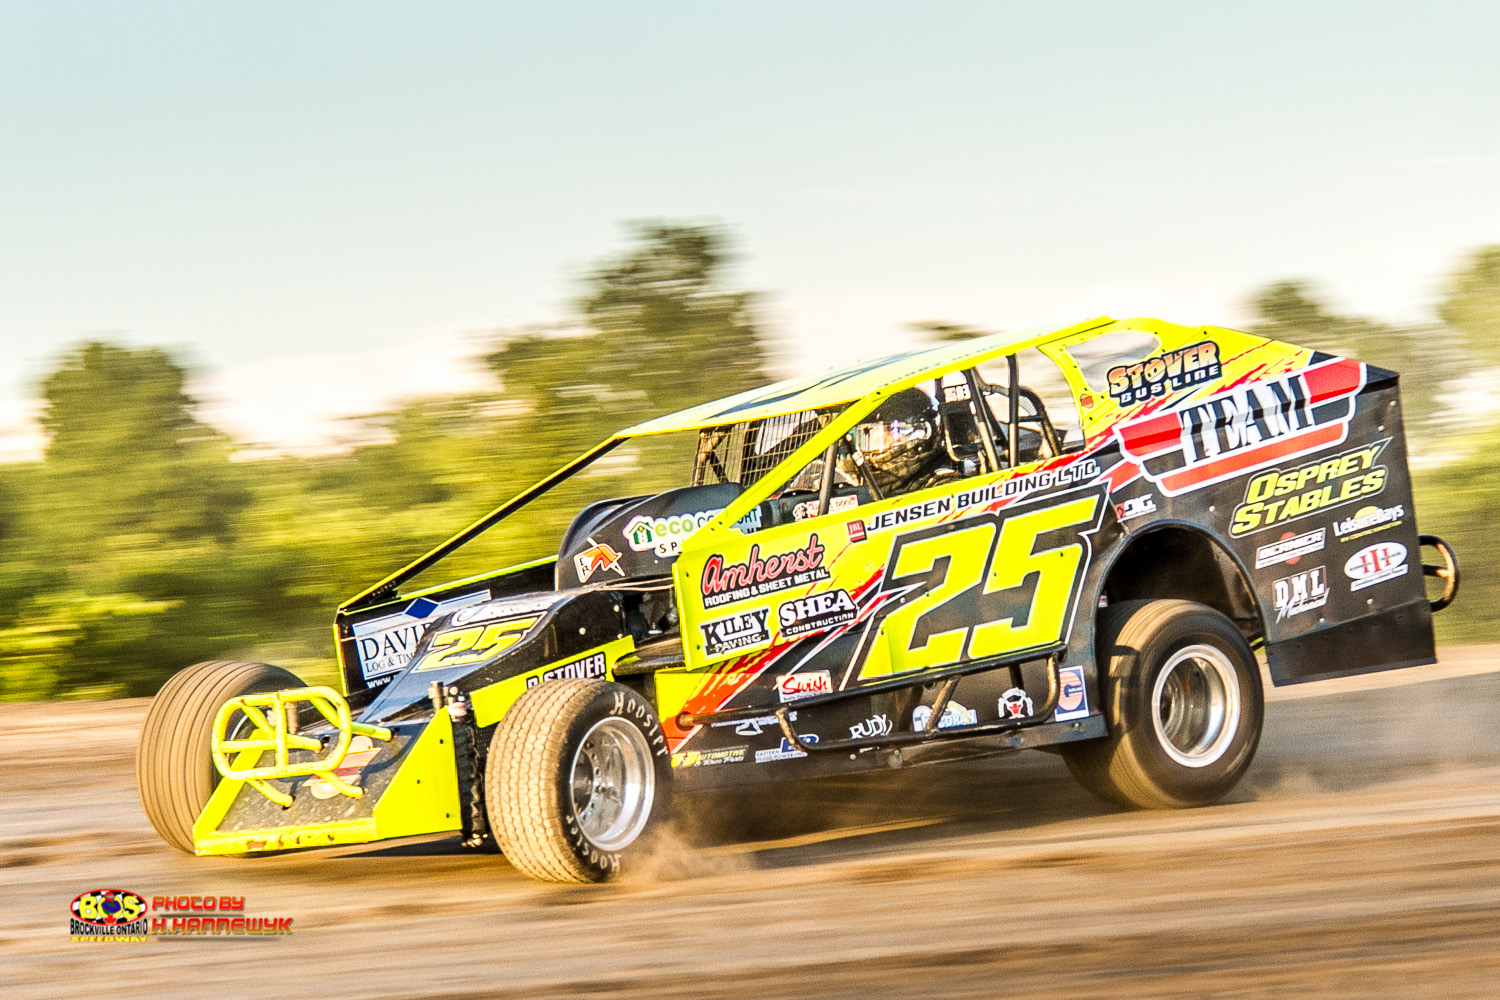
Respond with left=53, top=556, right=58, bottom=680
left=1062, top=600, right=1264, bottom=809
left=135, top=660, right=303, bottom=853
left=487, top=679, right=672, bottom=883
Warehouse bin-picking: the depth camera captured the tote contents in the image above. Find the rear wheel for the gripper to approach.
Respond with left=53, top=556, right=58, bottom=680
left=1063, top=600, right=1263, bottom=809
left=136, top=660, right=303, bottom=852
left=487, top=679, right=671, bottom=883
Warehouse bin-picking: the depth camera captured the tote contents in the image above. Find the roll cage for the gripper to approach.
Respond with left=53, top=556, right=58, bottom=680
left=340, top=317, right=1115, bottom=615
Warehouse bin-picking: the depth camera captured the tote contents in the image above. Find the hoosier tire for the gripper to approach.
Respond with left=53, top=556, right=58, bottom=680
left=135, top=660, right=303, bottom=853
left=1063, top=600, right=1264, bottom=809
left=487, top=679, right=671, bottom=884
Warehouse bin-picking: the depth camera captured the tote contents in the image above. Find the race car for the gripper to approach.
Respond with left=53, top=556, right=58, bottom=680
left=136, top=316, right=1461, bottom=883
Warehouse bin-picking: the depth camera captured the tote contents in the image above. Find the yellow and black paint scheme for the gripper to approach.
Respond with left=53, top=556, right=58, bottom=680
left=193, top=588, right=638, bottom=855
left=192, top=316, right=1458, bottom=854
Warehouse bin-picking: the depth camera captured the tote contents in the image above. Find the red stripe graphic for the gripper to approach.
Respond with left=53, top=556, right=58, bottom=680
left=1157, top=422, right=1345, bottom=494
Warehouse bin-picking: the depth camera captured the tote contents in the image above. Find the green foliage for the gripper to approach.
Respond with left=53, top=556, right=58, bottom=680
left=1439, top=246, right=1500, bottom=365
left=1415, top=433, right=1500, bottom=644
left=1248, top=281, right=1461, bottom=437
left=0, top=222, right=767, bottom=700
left=0, top=229, right=1494, bottom=700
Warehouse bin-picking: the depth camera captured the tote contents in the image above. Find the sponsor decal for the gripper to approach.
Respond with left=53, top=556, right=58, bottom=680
left=846, top=519, right=866, bottom=542
left=700, top=608, right=771, bottom=658
left=574, top=540, right=624, bottom=582
left=1054, top=666, right=1089, bottom=721
left=671, top=746, right=748, bottom=768
left=778, top=589, right=858, bottom=639
left=70, top=890, right=148, bottom=941
left=1344, top=542, right=1408, bottom=592
left=525, top=651, right=608, bottom=689
left=755, top=734, right=819, bottom=763
left=1114, top=495, right=1157, bottom=522
left=414, top=614, right=541, bottom=672
left=307, top=735, right=382, bottom=800
left=1332, top=503, right=1405, bottom=542
left=776, top=670, right=833, bottom=702
left=449, top=593, right=562, bottom=627
left=849, top=714, right=893, bottom=739
left=1254, top=528, right=1326, bottom=569
left=860, top=461, right=1101, bottom=536
left=793, top=494, right=861, bottom=521
left=995, top=460, right=1100, bottom=504
left=623, top=509, right=722, bottom=557
left=701, top=535, right=828, bottom=608
left=1230, top=441, right=1389, bottom=536
left=734, top=507, right=763, bottom=532
left=1117, top=358, right=1365, bottom=497
left=942, top=382, right=972, bottom=403
left=912, top=700, right=977, bottom=730
left=1272, top=566, right=1329, bottom=621
left=352, top=591, right=491, bottom=681
left=1107, top=340, right=1222, bottom=404
left=998, top=687, right=1034, bottom=719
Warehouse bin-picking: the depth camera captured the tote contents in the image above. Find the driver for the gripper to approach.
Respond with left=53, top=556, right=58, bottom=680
left=847, top=387, right=955, bottom=495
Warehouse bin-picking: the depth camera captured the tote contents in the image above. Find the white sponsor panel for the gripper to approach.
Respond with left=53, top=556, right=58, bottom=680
left=776, top=670, right=833, bottom=703
left=792, top=494, right=861, bottom=521
left=352, top=591, right=490, bottom=681
left=699, top=608, right=771, bottom=657
left=912, top=701, right=977, bottom=730
left=623, top=509, right=722, bottom=557
left=1344, top=542, right=1408, bottom=592
left=1255, top=528, right=1326, bottom=569
left=1053, top=665, right=1089, bottom=722
left=778, top=589, right=857, bottom=638
left=1332, top=503, right=1404, bottom=540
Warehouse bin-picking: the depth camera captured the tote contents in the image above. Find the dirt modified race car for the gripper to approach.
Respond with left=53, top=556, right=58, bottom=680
left=137, top=316, right=1460, bottom=883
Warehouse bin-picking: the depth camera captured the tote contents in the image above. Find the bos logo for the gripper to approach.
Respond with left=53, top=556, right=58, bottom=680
left=70, top=889, right=149, bottom=939
left=1054, top=666, right=1089, bottom=721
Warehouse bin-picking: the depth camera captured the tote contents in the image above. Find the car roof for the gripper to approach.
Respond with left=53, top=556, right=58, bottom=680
left=620, top=315, right=1115, bottom=437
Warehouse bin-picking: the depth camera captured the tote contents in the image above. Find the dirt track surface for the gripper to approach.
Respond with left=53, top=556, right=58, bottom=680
left=6, top=648, right=1500, bottom=1000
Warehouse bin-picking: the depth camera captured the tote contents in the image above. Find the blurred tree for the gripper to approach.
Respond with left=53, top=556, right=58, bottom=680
left=38, top=342, right=248, bottom=550
left=1439, top=245, right=1500, bottom=363
left=489, top=222, right=767, bottom=437
left=907, top=320, right=993, bottom=342
left=1249, top=281, right=1458, bottom=440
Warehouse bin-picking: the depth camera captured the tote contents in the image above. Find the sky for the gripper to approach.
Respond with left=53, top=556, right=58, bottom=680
left=1, top=1, right=1497, bottom=460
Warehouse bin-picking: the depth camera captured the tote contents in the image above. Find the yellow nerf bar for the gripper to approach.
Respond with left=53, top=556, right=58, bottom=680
left=210, top=686, right=392, bottom=807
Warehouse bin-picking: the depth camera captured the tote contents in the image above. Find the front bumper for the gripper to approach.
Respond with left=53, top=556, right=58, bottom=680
left=193, top=702, right=462, bottom=856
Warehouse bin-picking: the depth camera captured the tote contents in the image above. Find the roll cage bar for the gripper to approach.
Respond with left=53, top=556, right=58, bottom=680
left=340, top=357, right=1062, bottom=613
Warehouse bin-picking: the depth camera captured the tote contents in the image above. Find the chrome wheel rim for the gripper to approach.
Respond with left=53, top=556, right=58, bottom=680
left=1151, top=644, right=1241, bottom=768
left=570, top=718, right=654, bottom=852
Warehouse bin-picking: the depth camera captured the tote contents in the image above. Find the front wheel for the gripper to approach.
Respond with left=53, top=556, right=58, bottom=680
left=486, top=679, right=672, bottom=883
left=136, top=660, right=303, bottom=853
left=1063, top=600, right=1264, bottom=809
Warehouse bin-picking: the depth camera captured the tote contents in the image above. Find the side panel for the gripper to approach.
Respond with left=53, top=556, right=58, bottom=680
left=664, top=453, right=1120, bottom=785
left=333, top=559, right=557, bottom=697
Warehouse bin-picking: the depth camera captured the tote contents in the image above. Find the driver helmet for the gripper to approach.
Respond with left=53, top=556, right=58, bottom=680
left=850, top=387, right=940, bottom=494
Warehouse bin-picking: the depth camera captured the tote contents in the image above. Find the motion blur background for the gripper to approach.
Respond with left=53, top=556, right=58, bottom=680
left=0, top=2, right=1496, bottom=700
